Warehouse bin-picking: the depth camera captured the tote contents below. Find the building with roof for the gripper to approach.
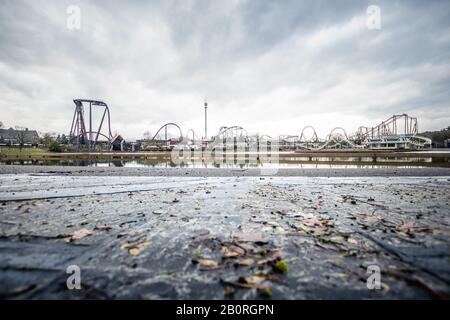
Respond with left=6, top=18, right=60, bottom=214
left=0, top=128, right=39, bottom=146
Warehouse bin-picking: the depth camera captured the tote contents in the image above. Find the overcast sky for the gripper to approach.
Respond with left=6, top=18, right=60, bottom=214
left=1, top=0, right=449, bottom=139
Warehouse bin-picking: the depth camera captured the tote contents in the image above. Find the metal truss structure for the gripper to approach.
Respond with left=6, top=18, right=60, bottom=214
left=288, top=114, right=431, bottom=150
left=356, top=114, right=418, bottom=139
left=67, top=100, right=430, bottom=152
left=279, top=127, right=361, bottom=150
left=147, top=123, right=183, bottom=148
left=320, top=127, right=362, bottom=150
left=212, top=126, right=249, bottom=142
left=258, top=134, right=273, bottom=141
left=208, top=114, right=430, bottom=151
left=300, top=126, right=319, bottom=143
left=185, top=129, right=200, bottom=145
left=69, top=99, right=113, bottom=151
left=354, top=114, right=431, bottom=150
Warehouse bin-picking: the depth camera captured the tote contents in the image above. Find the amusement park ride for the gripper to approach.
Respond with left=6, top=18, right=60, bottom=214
left=68, top=99, right=432, bottom=152
left=69, top=99, right=113, bottom=151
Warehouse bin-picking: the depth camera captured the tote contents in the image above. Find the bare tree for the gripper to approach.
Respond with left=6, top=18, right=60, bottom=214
left=14, top=126, right=26, bottom=150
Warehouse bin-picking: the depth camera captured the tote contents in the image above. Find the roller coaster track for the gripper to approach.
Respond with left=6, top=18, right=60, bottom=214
left=357, top=114, right=418, bottom=139
left=69, top=99, right=113, bottom=151
left=212, top=126, right=249, bottom=143
left=150, top=122, right=183, bottom=143
left=185, top=129, right=200, bottom=144
left=67, top=99, right=430, bottom=152
left=279, top=114, right=430, bottom=150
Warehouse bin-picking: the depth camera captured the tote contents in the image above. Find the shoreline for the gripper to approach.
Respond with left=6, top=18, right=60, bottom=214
left=1, top=164, right=450, bottom=177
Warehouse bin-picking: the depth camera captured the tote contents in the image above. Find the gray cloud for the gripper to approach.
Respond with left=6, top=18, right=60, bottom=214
left=0, top=0, right=449, bottom=139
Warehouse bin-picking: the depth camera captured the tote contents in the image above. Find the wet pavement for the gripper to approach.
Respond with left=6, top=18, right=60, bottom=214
left=0, top=174, right=449, bottom=299
left=1, top=165, right=450, bottom=177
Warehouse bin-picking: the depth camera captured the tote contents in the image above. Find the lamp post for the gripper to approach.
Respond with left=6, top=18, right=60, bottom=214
left=204, top=100, right=208, bottom=144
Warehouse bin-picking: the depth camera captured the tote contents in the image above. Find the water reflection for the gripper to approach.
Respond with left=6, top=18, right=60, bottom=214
left=1, top=157, right=448, bottom=169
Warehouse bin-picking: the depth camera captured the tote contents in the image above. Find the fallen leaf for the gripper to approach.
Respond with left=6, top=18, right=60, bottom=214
left=234, top=242, right=258, bottom=253
left=397, top=231, right=411, bottom=238
left=239, top=275, right=265, bottom=285
left=94, top=225, right=112, bottom=231
left=295, top=223, right=329, bottom=236
left=259, top=287, right=272, bottom=298
left=331, top=273, right=350, bottom=280
left=273, top=260, right=288, bottom=274
left=396, top=222, right=416, bottom=231
left=257, top=250, right=283, bottom=265
left=265, top=274, right=287, bottom=284
left=235, top=258, right=255, bottom=266
left=222, top=245, right=245, bottom=258
left=224, top=286, right=235, bottom=298
left=329, top=236, right=344, bottom=244
left=396, top=222, right=431, bottom=233
left=31, top=200, right=46, bottom=206
left=357, top=213, right=380, bottom=223
left=193, top=259, right=219, bottom=268
left=70, top=228, right=91, bottom=240
left=223, top=287, right=234, bottom=298
left=121, top=241, right=151, bottom=255
left=129, top=247, right=140, bottom=255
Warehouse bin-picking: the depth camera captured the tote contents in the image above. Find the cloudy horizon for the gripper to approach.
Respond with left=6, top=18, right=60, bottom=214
left=1, top=0, right=449, bottom=140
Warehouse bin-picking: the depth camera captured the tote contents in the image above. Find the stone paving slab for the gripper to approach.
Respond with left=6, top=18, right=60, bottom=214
left=0, top=174, right=449, bottom=299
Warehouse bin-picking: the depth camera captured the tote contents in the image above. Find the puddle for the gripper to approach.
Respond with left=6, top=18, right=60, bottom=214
left=1, top=157, right=448, bottom=169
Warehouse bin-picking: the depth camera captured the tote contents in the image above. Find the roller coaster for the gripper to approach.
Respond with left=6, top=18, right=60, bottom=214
left=185, top=129, right=200, bottom=145
left=208, top=114, right=431, bottom=151
left=68, top=99, right=431, bottom=151
left=144, top=123, right=183, bottom=149
left=69, top=99, right=113, bottom=151
left=353, top=114, right=431, bottom=150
